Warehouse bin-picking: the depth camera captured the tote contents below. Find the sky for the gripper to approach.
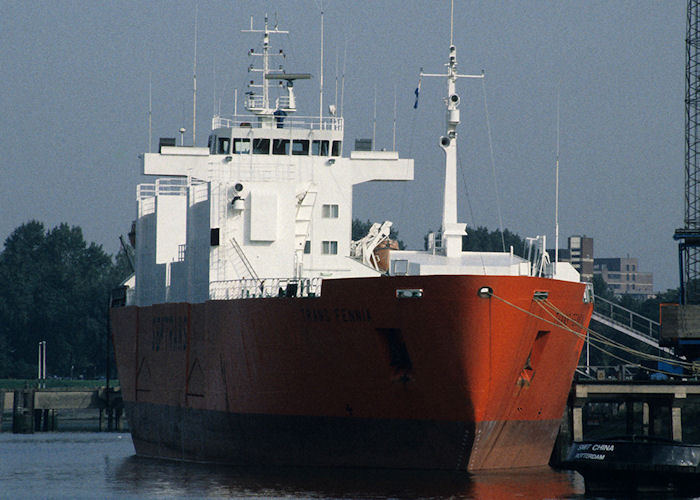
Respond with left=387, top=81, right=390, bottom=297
left=0, top=1, right=686, bottom=291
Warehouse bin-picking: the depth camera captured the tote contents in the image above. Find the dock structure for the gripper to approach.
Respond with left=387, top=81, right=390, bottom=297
left=570, top=381, right=700, bottom=442
left=0, top=387, right=123, bottom=433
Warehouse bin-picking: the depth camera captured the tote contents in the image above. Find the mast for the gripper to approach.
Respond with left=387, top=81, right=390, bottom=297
left=192, top=4, right=198, bottom=145
left=242, top=15, right=289, bottom=117
left=555, top=88, right=560, bottom=273
left=319, top=5, right=324, bottom=125
left=421, top=4, right=483, bottom=257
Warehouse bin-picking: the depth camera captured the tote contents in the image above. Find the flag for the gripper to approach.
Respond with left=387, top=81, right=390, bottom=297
left=413, top=73, right=422, bottom=109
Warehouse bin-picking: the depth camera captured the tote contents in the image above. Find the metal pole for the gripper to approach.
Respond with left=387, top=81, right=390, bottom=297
left=106, top=299, right=111, bottom=431
left=37, top=341, right=46, bottom=388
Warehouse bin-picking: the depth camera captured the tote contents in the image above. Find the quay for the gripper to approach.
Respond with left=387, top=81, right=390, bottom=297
left=0, top=387, right=123, bottom=433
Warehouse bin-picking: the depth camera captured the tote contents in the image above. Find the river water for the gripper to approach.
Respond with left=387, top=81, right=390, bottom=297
left=0, top=431, right=691, bottom=499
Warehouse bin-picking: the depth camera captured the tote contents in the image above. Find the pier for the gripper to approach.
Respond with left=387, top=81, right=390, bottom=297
left=570, top=381, right=700, bottom=442
left=553, top=379, right=700, bottom=465
left=0, top=387, right=123, bottom=433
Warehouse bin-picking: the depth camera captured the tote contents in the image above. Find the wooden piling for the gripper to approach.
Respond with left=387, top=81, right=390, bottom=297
left=12, top=388, right=34, bottom=434
left=0, top=390, right=4, bottom=432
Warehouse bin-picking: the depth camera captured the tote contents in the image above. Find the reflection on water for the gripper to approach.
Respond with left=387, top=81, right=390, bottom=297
left=1, top=432, right=589, bottom=499
left=111, top=454, right=585, bottom=499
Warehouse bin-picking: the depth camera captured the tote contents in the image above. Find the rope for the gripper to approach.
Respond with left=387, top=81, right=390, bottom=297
left=457, top=148, right=487, bottom=274
left=481, top=77, right=506, bottom=252
left=543, top=301, right=689, bottom=366
left=486, top=291, right=693, bottom=377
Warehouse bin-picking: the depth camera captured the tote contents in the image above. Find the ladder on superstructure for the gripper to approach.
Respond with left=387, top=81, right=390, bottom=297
left=230, top=237, right=259, bottom=281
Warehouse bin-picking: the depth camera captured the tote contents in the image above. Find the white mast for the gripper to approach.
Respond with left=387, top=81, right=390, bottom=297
left=192, top=4, right=198, bottom=145
left=319, top=5, right=324, bottom=125
left=421, top=2, right=483, bottom=257
left=148, top=72, right=152, bottom=153
left=555, top=88, right=560, bottom=273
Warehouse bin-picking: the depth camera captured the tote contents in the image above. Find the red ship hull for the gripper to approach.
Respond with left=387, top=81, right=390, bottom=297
left=111, top=274, right=592, bottom=471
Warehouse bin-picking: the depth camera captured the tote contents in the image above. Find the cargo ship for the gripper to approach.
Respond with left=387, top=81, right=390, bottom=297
left=110, top=13, right=593, bottom=471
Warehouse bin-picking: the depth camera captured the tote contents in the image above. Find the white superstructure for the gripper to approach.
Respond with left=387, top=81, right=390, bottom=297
left=129, top=16, right=580, bottom=307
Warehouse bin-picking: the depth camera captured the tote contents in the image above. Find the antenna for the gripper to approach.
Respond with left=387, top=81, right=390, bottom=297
left=392, top=85, right=397, bottom=151
left=555, top=87, right=560, bottom=273
left=148, top=72, right=152, bottom=153
left=372, top=84, right=377, bottom=150
left=340, top=38, right=347, bottom=117
left=319, top=3, right=324, bottom=124
left=192, top=4, right=198, bottom=145
left=242, top=14, right=289, bottom=114
left=334, top=47, right=339, bottom=110
left=450, top=0, right=454, bottom=47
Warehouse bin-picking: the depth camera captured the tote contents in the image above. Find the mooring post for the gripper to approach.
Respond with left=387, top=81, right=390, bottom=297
left=115, top=407, right=123, bottom=431
left=0, top=389, right=5, bottom=432
left=107, top=388, right=113, bottom=432
left=12, top=388, right=35, bottom=434
left=573, top=403, right=584, bottom=442
left=672, top=392, right=686, bottom=442
left=625, top=399, right=635, bottom=435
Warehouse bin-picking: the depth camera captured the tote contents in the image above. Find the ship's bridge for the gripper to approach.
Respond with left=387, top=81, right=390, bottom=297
left=208, top=114, right=343, bottom=158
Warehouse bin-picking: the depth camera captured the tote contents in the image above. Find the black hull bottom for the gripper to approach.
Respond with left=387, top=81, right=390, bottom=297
left=565, top=439, right=700, bottom=495
left=125, top=401, right=476, bottom=470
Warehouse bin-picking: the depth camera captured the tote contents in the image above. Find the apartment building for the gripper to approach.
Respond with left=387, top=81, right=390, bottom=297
left=593, top=257, right=654, bottom=298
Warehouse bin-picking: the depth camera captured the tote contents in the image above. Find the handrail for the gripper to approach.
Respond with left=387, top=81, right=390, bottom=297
left=212, top=114, right=343, bottom=132
left=593, top=294, right=660, bottom=341
left=209, top=277, right=322, bottom=300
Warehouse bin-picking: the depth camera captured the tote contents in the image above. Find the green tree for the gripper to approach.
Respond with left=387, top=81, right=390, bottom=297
left=422, top=225, right=526, bottom=254
left=592, top=274, right=615, bottom=301
left=0, top=221, right=128, bottom=378
left=461, top=226, right=525, bottom=254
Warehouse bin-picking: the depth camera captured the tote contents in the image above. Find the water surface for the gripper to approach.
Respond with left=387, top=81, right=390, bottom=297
left=0, top=432, right=600, bottom=499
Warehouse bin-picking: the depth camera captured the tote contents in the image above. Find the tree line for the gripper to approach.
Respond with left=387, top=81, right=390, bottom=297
left=0, top=221, right=130, bottom=379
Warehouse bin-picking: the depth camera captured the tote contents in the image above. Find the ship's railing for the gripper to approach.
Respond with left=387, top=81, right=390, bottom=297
left=137, top=178, right=189, bottom=216
left=209, top=277, right=322, bottom=300
left=207, top=160, right=297, bottom=182
left=212, top=114, right=343, bottom=132
left=575, top=364, right=673, bottom=381
left=155, top=177, right=188, bottom=195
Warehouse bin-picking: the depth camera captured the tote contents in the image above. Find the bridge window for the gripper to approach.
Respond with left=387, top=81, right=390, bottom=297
left=292, top=140, right=309, bottom=155
left=208, top=134, right=217, bottom=154
left=312, top=140, right=329, bottom=156
left=332, top=140, right=342, bottom=156
left=218, top=137, right=230, bottom=154
left=322, top=241, right=338, bottom=255
left=233, top=138, right=250, bottom=154
left=253, top=138, right=270, bottom=154
left=304, top=240, right=311, bottom=254
left=273, top=139, right=290, bottom=155
left=322, top=204, right=339, bottom=218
